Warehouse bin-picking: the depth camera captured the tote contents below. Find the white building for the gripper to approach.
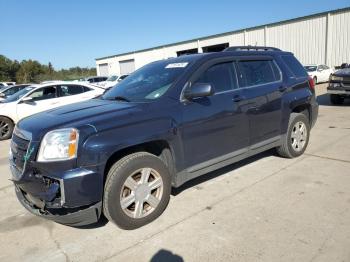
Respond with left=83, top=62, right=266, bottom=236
left=96, top=7, right=350, bottom=76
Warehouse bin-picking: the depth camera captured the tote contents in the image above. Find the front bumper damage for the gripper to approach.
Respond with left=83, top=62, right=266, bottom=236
left=11, top=165, right=104, bottom=226
left=9, top=130, right=104, bottom=226
left=16, top=185, right=102, bottom=226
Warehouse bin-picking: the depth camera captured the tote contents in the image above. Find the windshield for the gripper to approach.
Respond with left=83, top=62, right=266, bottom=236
left=2, top=86, right=34, bottom=103
left=107, top=75, right=118, bottom=82
left=304, top=66, right=317, bottom=72
left=102, top=60, right=190, bottom=102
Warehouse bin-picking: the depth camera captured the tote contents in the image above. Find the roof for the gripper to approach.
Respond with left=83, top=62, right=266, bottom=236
left=96, top=7, right=350, bottom=61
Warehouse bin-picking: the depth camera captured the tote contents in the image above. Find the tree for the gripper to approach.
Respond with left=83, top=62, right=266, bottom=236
left=0, top=54, right=97, bottom=83
left=48, top=62, right=54, bottom=75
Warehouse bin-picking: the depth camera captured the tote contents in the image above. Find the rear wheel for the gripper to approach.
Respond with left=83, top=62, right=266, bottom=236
left=330, top=94, right=344, bottom=105
left=103, top=152, right=171, bottom=229
left=276, top=113, right=310, bottom=158
left=0, top=117, right=14, bottom=141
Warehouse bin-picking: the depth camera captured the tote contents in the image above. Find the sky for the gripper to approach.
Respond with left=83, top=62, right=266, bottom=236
left=1, top=0, right=349, bottom=69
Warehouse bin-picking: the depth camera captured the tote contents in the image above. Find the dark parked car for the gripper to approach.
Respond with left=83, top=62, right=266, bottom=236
left=327, top=65, right=350, bottom=104
left=10, top=46, right=318, bottom=229
left=81, top=76, right=108, bottom=84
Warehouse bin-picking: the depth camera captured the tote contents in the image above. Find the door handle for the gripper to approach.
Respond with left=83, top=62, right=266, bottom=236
left=232, top=95, right=244, bottom=102
left=279, top=86, right=287, bottom=92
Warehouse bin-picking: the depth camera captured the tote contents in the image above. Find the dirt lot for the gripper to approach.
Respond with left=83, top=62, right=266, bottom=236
left=0, top=83, right=350, bottom=262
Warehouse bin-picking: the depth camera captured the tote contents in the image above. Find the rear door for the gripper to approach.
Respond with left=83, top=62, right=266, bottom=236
left=235, top=58, right=283, bottom=147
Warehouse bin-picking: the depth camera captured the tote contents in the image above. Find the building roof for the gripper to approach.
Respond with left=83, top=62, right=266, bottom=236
left=96, top=7, right=350, bottom=61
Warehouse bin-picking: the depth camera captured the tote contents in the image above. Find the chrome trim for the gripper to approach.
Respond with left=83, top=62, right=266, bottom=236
left=13, top=126, right=32, bottom=140
left=327, top=90, right=350, bottom=95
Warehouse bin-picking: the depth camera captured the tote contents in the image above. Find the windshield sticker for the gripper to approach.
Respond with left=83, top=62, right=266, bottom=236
left=165, top=62, right=188, bottom=69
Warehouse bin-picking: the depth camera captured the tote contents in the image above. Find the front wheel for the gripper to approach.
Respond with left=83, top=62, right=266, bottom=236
left=0, top=117, right=14, bottom=141
left=103, top=152, right=171, bottom=229
left=276, top=113, right=310, bottom=158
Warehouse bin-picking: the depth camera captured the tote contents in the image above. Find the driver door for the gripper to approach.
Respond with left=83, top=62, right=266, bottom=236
left=16, top=85, right=60, bottom=121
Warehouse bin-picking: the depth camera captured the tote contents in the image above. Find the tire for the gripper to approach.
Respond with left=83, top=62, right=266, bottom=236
left=330, top=94, right=344, bottom=105
left=276, top=113, right=310, bottom=158
left=103, top=152, right=171, bottom=229
left=0, top=116, right=14, bottom=141
left=313, top=76, right=317, bottom=85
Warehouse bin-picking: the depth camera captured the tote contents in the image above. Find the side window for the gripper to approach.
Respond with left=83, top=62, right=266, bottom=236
left=195, top=62, right=237, bottom=93
left=83, top=86, right=92, bottom=92
left=59, top=85, right=85, bottom=97
left=281, top=55, right=308, bottom=78
left=4, top=87, right=19, bottom=96
left=236, top=60, right=279, bottom=87
left=29, top=86, right=57, bottom=101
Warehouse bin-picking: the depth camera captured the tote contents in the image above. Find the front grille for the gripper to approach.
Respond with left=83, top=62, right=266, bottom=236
left=11, top=133, right=30, bottom=171
left=342, top=77, right=350, bottom=88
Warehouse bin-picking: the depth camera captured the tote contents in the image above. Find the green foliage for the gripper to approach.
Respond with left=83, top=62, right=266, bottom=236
left=0, top=54, right=96, bottom=84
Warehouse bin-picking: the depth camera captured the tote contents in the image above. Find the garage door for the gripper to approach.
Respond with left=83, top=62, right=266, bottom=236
left=98, top=63, right=109, bottom=76
left=119, top=59, right=135, bottom=75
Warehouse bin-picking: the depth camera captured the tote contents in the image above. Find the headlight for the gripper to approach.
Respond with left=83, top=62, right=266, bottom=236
left=331, top=75, right=343, bottom=81
left=37, top=128, right=79, bottom=162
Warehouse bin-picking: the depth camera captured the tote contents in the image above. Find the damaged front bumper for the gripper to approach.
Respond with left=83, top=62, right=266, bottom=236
left=11, top=165, right=104, bottom=226
left=16, top=185, right=102, bottom=226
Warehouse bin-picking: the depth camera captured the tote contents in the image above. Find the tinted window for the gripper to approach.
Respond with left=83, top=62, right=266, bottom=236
left=119, top=75, right=128, bottom=80
left=3, top=86, right=20, bottom=96
left=236, top=60, right=279, bottom=87
left=59, top=85, right=85, bottom=96
left=282, top=55, right=308, bottom=78
left=29, top=86, right=57, bottom=101
left=84, top=86, right=92, bottom=92
left=3, top=87, right=34, bottom=103
left=195, top=62, right=236, bottom=93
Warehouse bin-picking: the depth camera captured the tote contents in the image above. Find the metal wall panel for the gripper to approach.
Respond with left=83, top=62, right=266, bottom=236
left=328, top=10, right=350, bottom=67
left=246, top=28, right=265, bottom=46
left=97, top=8, right=350, bottom=73
left=267, top=16, right=327, bottom=65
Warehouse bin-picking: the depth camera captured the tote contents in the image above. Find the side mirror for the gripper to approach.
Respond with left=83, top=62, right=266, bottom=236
left=184, top=83, right=214, bottom=100
left=20, top=96, right=34, bottom=103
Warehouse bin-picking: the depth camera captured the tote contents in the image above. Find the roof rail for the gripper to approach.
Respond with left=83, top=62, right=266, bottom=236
left=224, top=46, right=282, bottom=52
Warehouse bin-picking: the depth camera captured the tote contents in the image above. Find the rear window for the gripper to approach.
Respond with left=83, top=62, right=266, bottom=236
left=282, top=55, right=308, bottom=78
left=236, top=60, right=281, bottom=88
left=59, top=85, right=86, bottom=96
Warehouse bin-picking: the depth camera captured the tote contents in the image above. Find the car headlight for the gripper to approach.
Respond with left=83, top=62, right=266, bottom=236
left=331, top=75, right=343, bottom=81
left=37, top=128, right=79, bottom=162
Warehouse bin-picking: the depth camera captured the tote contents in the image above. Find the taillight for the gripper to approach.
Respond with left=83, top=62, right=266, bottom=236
left=308, top=76, right=315, bottom=92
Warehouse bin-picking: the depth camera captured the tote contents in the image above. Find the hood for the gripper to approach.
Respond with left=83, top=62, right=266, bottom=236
left=334, top=68, right=350, bottom=77
left=17, top=98, right=141, bottom=140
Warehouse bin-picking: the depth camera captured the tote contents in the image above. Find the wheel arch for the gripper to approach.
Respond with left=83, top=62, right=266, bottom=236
left=103, top=140, right=176, bottom=185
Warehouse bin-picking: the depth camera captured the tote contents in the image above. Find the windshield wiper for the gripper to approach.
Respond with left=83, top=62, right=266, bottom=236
left=106, top=96, right=131, bottom=102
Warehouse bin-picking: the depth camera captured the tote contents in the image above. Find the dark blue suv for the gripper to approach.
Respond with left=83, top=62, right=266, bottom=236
left=10, top=46, right=318, bottom=229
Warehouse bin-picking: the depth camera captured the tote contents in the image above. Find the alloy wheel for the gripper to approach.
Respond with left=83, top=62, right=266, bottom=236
left=290, top=121, right=307, bottom=152
left=120, top=168, right=163, bottom=219
left=0, top=120, right=10, bottom=139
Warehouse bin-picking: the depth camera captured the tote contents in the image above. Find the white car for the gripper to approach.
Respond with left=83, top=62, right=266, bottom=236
left=0, top=82, right=16, bottom=87
left=0, top=84, right=32, bottom=101
left=304, top=64, right=334, bottom=84
left=0, top=82, right=104, bottom=140
left=99, top=74, right=129, bottom=89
